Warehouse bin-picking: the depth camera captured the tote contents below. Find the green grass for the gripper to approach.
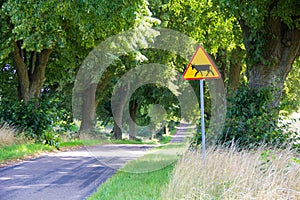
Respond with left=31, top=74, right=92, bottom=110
left=0, top=143, right=55, bottom=163
left=0, top=139, right=100, bottom=164
left=158, top=135, right=172, bottom=144
left=88, top=143, right=187, bottom=200
left=89, top=165, right=174, bottom=200
left=0, top=137, right=170, bottom=165
left=59, top=139, right=100, bottom=147
left=104, top=139, right=156, bottom=145
left=61, top=138, right=154, bottom=147
left=122, top=143, right=185, bottom=173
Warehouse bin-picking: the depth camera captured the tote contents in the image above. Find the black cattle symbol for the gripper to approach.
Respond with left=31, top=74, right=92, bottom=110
left=191, top=64, right=215, bottom=77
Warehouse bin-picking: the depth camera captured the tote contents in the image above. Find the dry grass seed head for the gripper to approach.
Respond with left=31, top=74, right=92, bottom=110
left=162, top=146, right=300, bottom=200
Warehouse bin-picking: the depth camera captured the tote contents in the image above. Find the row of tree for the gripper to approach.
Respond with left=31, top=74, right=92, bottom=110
left=0, top=0, right=299, bottom=147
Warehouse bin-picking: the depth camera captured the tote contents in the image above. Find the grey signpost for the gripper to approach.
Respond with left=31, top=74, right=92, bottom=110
left=182, top=46, right=221, bottom=164
left=199, top=79, right=206, bottom=162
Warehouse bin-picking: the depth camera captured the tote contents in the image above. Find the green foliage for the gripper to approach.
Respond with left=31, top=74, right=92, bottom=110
left=218, top=0, right=300, bottom=66
left=0, top=64, right=18, bottom=100
left=290, top=157, right=300, bottom=165
left=158, top=0, right=242, bottom=54
left=0, top=0, right=154, bottom=60
left=0, top=96, right=72, bottom=146
left=260, top=149, right=276, bottom=164
left=219, top=85, right=294, bottom=148
left=158, top=135, right=172, bottom=144
left=39, top=130, right=62, bottom=148
left=281, top=58, right=300, bottom=114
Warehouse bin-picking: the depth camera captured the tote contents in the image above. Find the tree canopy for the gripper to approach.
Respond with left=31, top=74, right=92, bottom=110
left=0, top=0, right=299, bottom=148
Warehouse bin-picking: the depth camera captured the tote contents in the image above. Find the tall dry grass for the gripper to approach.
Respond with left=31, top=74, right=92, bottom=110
left=0, top=124, right=25, bottom=147
left=162, top=146, right=300, bottom=200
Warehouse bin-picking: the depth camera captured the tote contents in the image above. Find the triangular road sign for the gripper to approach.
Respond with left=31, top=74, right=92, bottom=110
left=183, top=46, right=221, bottom=80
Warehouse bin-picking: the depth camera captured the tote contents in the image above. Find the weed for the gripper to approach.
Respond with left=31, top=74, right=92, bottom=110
left=162, top=146, right=300, bottom=200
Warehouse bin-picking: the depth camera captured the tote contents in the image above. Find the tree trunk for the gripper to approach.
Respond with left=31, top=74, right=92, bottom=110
left=113, top=119, right=122, bottom=140
left=240, top=18, right=300, bottom=108
left=29, top=49, right=52, bottom=99
left=112, top=83, right=130, bottom=139
left=13, top=42, right=30, bottom=103
left=129, top=99, right=138, bottom=140
left=79, top=83, right=98, bottom=134
left=13, top=41, right=52, bottom=103
left=215, top=48, right=227, bottom=81
left=149, top=126, right=155, bottom=140
left=228, top=46, right=244, bottom=91
left=164, top=124, right=169, bottom=135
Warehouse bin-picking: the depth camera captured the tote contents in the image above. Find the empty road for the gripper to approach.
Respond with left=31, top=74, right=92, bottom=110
left=0, top=144, right=154, bottom=200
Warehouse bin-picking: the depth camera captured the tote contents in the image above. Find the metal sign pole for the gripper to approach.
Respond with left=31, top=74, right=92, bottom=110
left=182, top=46, right=221, bottom=164
left=200, top=79, right=206, bottom=163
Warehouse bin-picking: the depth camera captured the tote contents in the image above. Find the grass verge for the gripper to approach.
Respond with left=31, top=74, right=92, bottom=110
left=103, top=139, right=156, bottom=145
left=88, top=143, right=187, bottom=200
left=89, top=165, right=174, bottom=200
left=161, top=146, right=300, bottom=200
left=0, top=137, right=167, bottom=166
left=0, top=124, right=26, bottom=147
left=0, top=139, right=101, bottom=165
left=0, top=143, right=55, bottom=164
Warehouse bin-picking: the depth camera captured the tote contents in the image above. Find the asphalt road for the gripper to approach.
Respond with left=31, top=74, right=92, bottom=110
left=170, top=123, right=193, bottom=143
left=0, top=144, right=154, bottom=200
left=0, top=123, right=194, bottom=200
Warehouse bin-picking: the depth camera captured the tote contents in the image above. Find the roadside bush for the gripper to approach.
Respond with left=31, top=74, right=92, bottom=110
left=219, top=85, right=296, bottom=149
left=39, top=130, right=62, bottom=148
left=0, top=96, right=72, bottom=147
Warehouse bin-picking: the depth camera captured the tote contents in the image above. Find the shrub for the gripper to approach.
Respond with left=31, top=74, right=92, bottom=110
left=219, top=85, right=296, bottom=148
left=39, top=130, right=62, bottom=148
left=0, top=96, right=72, bottom=147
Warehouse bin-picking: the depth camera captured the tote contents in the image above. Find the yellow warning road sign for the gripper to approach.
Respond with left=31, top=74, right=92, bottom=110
left=183, top=46, right=221, bottom=80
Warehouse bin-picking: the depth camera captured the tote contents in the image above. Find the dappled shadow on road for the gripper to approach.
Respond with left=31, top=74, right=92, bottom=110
left=84, top=123, right=195, bottom=173
left=170, top=122, right=196, bottom=143
left=0, top=145, right=156, bottom=200
left=84, top=144, right=156, bottom=170
left=0, top=123, right=194, bottom=200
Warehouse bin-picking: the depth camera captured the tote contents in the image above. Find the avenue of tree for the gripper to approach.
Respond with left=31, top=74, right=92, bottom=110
left=0, top=0, right=299, bottom=146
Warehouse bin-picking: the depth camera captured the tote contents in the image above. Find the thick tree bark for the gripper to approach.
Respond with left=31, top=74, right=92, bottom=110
left=13, top=41, right=52, bottom=103
left=240, top=18, right=300, bottom=108
left=13, top=42, right=30, bottom=103
left=29, top=49, right=52, bottom=98
left=112, top=82, right=130, bottom=139
left=77, top=72, right=113, bottom=136
left=79, top=83, right=98, bottom=134
left=113, top=119, right=122, bottom=140
left=129, top=99, right=138, bottom=140
left=228, top=46, right=244, bottom=91
left=215, top=48, right=227, bottom=81
left=164, top=124, right=169, bottom=135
